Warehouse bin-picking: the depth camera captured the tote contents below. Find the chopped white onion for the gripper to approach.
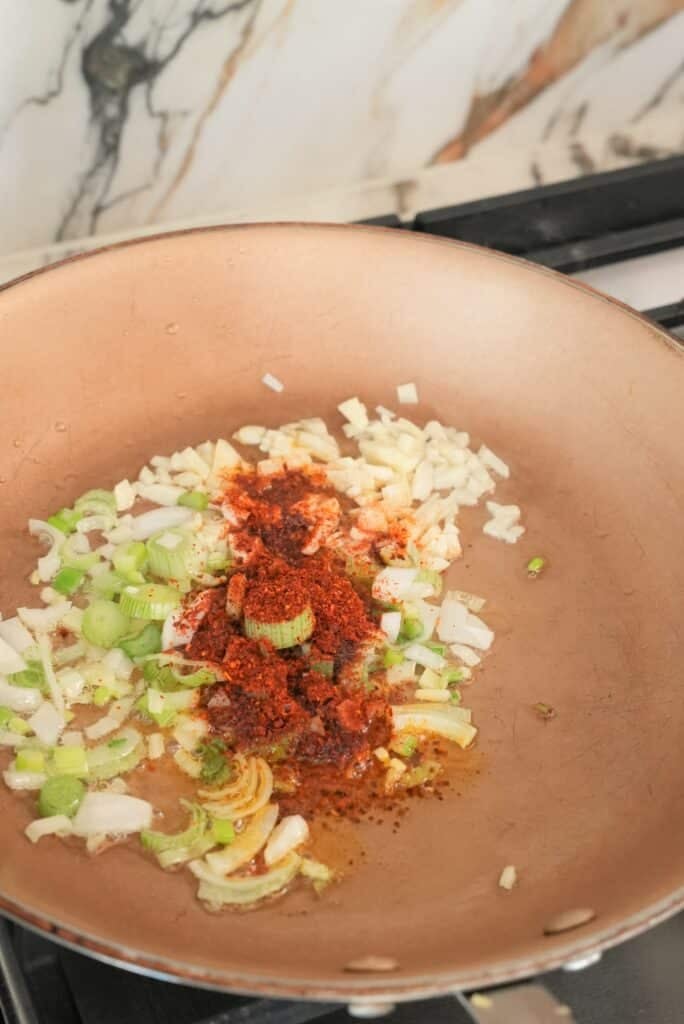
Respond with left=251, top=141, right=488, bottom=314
left=499, top=865, right=517, bottom=890
left=234, top=425, right=266, bottom=446
left=483, top=519, right=526, bottom=544
left=28, top=701, right=63, bottom=746
left=147, top=733, right=165, bottom=760
left=403, top=643, right=446, bottom=671
left=72, top=793, right=153, bottom=837
left=130, top=506, right=194, bottom=541
left=102, top=648, right=134, bottom=681
left=25, top=815, right=74, bottom=843
left=206, top=803, right=279, bottom=875
left=449, top=643, right=481, bottom=668
left=0, top=677, right=43, bottom=713
left=337, top=397, right=368, bottom=430
left=4, top=770, right=47, bottom=790
left=57, top=668, right=85, bottom=700
left=28, top=519, right=64, bottom=582
left=415, top=689, right=450, bottom=702
left=262, top=373, right=284, bottom=393
left=372, top=567, right=418, bottom=602
left=391, top=704, right=477, bottom=749
left=436, top=594, right=469, bottom=643
left=0, top=637, right=27, bottom=675
left=485, top=501, right=521, bottom=526
left=113, top=479, right=136, bottom=511
left=379, top=612, right=402, bottom=644
left=264, top=814, right=310, bottom=867
left=18, top=602, right=71, bottom=633
left=61, top=729, right=84, bottom=747
left=0, top=730, right=31, bottom=748
left=0, top=617, right=34, bottom=654
left=137, top=483, right=185, bottom=507
left=478, top=445, right=510, bottom=479
left=461, top=612, right=495, bottom=651
left=385, top=661, right=416, bottom=685
left=396, top=382, right=419, bottom=404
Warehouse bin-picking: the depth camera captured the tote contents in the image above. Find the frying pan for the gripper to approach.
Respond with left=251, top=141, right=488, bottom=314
left=0, top=224, right=683, bottom=1009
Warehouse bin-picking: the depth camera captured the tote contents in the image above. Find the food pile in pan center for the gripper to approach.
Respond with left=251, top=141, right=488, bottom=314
left=0, top=390, right=525, bottom=909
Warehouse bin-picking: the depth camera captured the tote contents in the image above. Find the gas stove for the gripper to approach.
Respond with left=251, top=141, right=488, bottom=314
left=1, top=157, right=683, bottom=1024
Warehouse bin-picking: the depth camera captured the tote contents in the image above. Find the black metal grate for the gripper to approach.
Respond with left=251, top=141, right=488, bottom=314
left=360, top=155, right=684, bottom=329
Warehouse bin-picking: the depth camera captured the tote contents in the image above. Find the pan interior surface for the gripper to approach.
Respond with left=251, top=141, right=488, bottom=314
left=0, top=224, right=683, bottom=998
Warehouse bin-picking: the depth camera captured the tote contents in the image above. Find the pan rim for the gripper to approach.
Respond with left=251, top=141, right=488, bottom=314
left=0, top=221, right=682, bottom=1000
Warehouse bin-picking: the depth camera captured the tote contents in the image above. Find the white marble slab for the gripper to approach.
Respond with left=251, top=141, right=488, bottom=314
left=1, top=0, right=683, bottom=264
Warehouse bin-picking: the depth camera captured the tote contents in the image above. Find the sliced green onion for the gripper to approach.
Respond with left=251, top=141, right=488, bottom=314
left=53, top=566, right=86, bottom=596
left=112, top=541, right=147, bottom=583
left=9, top=661, right=47, bottom=693
left=82, top=600, right=131, bottom=648
left=178, top=491, right=208, bottom=510
left=383, top=648, right=404, bottom=668
left=310, top=659, right=334, bottom=678
left=135, top=693, right=177, bottom=728
left=158, top=836, right=215, bottom=869
left=244, top=606, right=314, bottom=649
left=141, top=659, right=215, bottom=691
left=8, top=716, right=31, bottom=736
left=389, top=734, right=418, bottom=758
left=15, top=749, right=46, bottom=774
left=191, top=851, right=301, bottom=907
left=53, top=641, right=86, bottom=667
left=0, top=707, right=13, bottom=728
left=47, top=507, right=83, bottom=535
left=51, top=746, right=88, bottom=777
left=141, top=801, right=208, bottom=854
left=211, top=817, right=235, bottom=845
left=116, top=623, right=162, bottom=659
left=196, top=738, right=232, bottom=786
left=449, top=688, right=462, bottom=704
left=86, top=728, right=143, bottom=780
left=119, top=583, right=181, bottom=621
left=441, top=667, right=464, bottom=685
left=300, top=857, right=334, bottom=893
left=399, top=759, right=442, bottom=789
left=205, top=551, right=229, bottom=573
left=527, top=556, right=546, bottom=577
left=146, top=530, right=196, bottom=582
left=417, top=569, right=443, bottom=596
left=426, top=641, right=446, bottom=657
left=38, top=775, right=85, bottom=818
left=92, top=686, right=112, bottom=707
left=61, top=535, right=100, bottom=571
left=398, top=617, right=423, bottom=643
left=74, top=489, right=116, bottom=515
left=89, top=571, right=129, bottom=599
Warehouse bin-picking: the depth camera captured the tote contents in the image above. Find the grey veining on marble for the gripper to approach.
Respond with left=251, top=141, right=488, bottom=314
left=1, top=0, right=683, bottom=264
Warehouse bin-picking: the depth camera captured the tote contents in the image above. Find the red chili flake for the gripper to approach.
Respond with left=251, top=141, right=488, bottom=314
left=185, top=465, right=401, bottom=815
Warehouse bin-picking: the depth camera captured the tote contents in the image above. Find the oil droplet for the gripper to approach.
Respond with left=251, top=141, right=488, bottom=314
left=165, top=322, right=179, bottom=335
left=175, top=391, right=187, bottom=400
left=0, top=477, right=6, bottom=485
left=55, top=421, right=67, bottom=432
left=12, top=439, right=22, bottom=448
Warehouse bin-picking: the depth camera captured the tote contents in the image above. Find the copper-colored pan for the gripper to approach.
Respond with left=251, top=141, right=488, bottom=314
left=0, top=224, right=683, bottom=1006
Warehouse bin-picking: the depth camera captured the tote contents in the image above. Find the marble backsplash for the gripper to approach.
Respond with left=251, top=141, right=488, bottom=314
left=1, top=0, right=684, bottom=262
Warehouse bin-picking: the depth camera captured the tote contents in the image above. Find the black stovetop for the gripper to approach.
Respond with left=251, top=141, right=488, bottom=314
left=2, top=913, right=684, bottom=1024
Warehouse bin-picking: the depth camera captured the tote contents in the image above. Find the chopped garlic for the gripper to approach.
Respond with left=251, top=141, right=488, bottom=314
left=338, top=397, right=368, bottom=430
left=113, top=479, right=136, bottom=511
left=262, top=372, right=284, bottom=392
left=499, top=864, right=517, bottom=891
left=396, top=382, right=419, bottom=404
